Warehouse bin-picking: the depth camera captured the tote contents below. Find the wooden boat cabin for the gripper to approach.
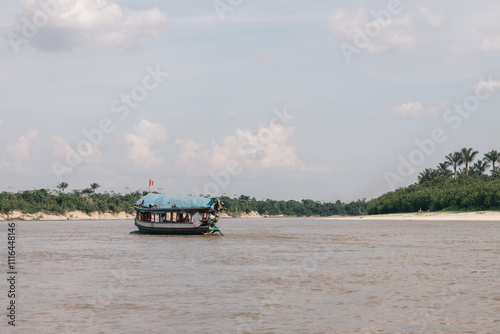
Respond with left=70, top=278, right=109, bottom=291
left=134, top=194, right=224, bottom=235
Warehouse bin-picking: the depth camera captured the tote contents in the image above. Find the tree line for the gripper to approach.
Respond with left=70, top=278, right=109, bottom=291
left=417, top=148, right=499, bottom=183
left=368, top=148, right=500, bottom=215
left=0, top=184, right=143, bottom=216
left=220, top=195, right=367, bottom=217
left=0, top=185, right=368, bottom=218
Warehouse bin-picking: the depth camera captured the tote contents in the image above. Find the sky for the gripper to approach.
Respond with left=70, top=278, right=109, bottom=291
left=0, top=0, right=499, bottom=202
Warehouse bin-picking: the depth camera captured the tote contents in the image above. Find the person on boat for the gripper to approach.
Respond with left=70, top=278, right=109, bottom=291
left=192, top=211, right=205, bottom=228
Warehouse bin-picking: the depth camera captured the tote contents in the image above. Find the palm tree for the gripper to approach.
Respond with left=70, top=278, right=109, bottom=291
left=57, top=182, right=69, bottom=193
left=445, top=152, right=463, bottom=177
left=436, top=162, right=452, bottom=176
left=470, top=160, right=490, bottom=176
left=436, top=163, right=453, bottom=178
left=456, top=167, right=467, bottom=177
left=483, top=150, right=500, bottom=174
left=90, top=183, right=100, bottom=193
left=418, top=168, right=438, bottom=184
left=459, top=147, right=479, bottom=176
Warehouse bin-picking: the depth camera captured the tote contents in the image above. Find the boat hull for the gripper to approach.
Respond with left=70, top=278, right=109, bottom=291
left=134, top=218, right=211, bottom=235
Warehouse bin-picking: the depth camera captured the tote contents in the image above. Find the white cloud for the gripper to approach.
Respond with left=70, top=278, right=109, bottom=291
left=380, top=102, right=423, bottom=119
left=419, top=7, right=443, bottom=28
left=53, top=135, right=73, bottom=161
left=52, top=134, right=103, bottom=164
left=451, top=35, right=500, bottom=56
left=380, top=101, right=449, bottom=120
left=380, top=77, right=500, bottom=120
left=328, top=5, right=500, bottom=58
left=7, top=0, right=167, bottom=53
left=4, top=127, right=38, bottom=170
left=480, top=37, right=500, bottom=53
left=174, top=123, right=328, bottom=175
left=439, top=5, right=500, bottom=56
left=173, top=139, right=202, bottom=173
left=426, top=102, right=450, bottom=119
left=125, top=119, right=166, bottom=170
left=472, top=79, right=500, bottom=93
left=328, top=7, right=417, bottom=54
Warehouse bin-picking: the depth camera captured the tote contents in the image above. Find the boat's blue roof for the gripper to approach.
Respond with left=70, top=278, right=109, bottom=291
left=135, top=194, right=216, bottom=210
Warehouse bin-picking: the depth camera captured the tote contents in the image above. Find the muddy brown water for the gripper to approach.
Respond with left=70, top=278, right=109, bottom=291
left=3, top=218, right=500, bottom=333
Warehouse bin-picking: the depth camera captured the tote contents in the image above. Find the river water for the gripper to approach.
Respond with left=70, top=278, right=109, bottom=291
left=3, top=218, right=500, bottom=333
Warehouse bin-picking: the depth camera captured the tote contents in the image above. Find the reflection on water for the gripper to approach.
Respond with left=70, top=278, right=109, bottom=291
left=4, top=218, right=500, bottom=333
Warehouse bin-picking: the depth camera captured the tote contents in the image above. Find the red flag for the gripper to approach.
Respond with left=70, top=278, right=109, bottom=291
left=152, top=180, right=154, bottom=186
left=149, top=179, right=151, bottom=186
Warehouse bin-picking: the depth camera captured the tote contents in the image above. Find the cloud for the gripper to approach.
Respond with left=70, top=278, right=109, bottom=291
left=53, top=135, right=73, bottom=161
left=125, top=120, right=166, bottom=170
left=480, top=37, right=500, bottom=53
left=6, top=0, right=167, bottom=53
left=380, top=77, right=500, bottom=120
left=380, top=102, right=449, bottom=120
left=438, top=5, right=500, bottom=56
left=328, top=7, right=417, bottom=54
left=174, top=123, right=328, bottom=175
left=419, top=7, right=442, bottom=28
left=425, top=102, right=450, bottom=119
left=472, top=78, right=500, bottom=93
left=52, top=134, right=103, bottom=164
left=4, top=127, right=38, bottom=171
left=173, top=139, right=201, bottom=173
left=452, top=35, right=500, bottom=56
left=327, top=5, right=500, bottom=58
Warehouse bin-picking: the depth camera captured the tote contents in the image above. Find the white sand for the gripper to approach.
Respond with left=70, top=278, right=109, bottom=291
left=320, top=211, right=500, bottom=221
left=239, top=210, right=264, bottom=218
left=0, top=210, right=134, bottom=221
left=0, top=210, right=264, bottom=221
left=2, top=210, right=500, bottom=221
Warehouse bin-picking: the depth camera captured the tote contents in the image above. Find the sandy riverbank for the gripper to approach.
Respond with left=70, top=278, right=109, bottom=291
left=228, top=210, right=500, bottom=221
left=0, top=210, right=135, bottom=221
left=2, top=210, right=500, bottom=221
left=320, top=211, right=500, bottom=221
left=0, top=210, right=259, bottom=221
left=221, top=211, right=287, bottom=218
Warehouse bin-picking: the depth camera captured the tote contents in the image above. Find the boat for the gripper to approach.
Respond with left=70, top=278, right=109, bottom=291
left=134, top=194, right=225, bottom=235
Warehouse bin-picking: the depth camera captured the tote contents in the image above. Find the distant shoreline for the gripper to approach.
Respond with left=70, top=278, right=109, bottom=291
left=2, top=210, right=500, bottom=222
left=319, top=211, right=500, bottom=221
left=0, top=210, right=264, bottom=221
left=0, top=210, right=135, bottom=221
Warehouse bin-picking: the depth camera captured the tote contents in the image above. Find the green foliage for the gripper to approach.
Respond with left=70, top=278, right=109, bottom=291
left=484, top=150, right=500, bottom=174
left=0, top=189, right=367, bottom=217
left=0, top=189, right=142, bottom=215
left=368, top=176, right=500, bottom=214
left=376, top=148, right=500, bottom=214
left=219, top=196, right=367, bottom=217
left=90, top=183, right=100, bottom=193
left=57, top=182, right=69, bottom=192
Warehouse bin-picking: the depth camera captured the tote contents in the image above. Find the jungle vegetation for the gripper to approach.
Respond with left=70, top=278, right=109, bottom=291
left=368, top=148, right=500, bottom=214
left=0, top=183, right=368, bottom=217
left=0, top=186, right=143, bottom=216
left=219, top=195, right=367, bottom=217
